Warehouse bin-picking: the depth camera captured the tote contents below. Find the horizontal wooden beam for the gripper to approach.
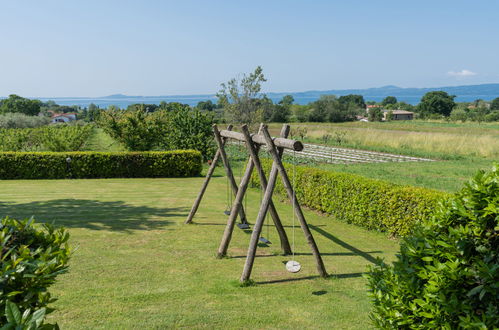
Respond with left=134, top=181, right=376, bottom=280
left=218, top=127, right=303, bottom=151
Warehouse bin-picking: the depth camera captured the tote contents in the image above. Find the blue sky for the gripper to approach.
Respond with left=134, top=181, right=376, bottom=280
left=1, top=0, right=498, bottom=97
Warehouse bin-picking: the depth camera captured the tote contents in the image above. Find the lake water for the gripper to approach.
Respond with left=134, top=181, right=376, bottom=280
left=37, top=94, right=489, bottom=109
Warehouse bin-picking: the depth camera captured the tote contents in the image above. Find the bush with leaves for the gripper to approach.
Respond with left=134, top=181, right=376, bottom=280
left=366, top=164, right=498, bottom=329
left=1, top=216, right=71, bottom=328
left=0, top=125, right=93, bottom=152
left=98, top=108, right=168, bottom=151
left=159, top=108, right=215, bottom=160
left=99, top=107, right=215, bottom=160
left=0, top=113, right=50, bottom=129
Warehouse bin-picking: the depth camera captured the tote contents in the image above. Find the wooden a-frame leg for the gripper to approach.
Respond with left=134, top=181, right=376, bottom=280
left=240, top=143, right=281, bottom=282
left=213, top=125, right=248, bottom=225
left=241, top=124, right=292, bottom=255
left=261, top=125, right=328, bottom=278
left=185, top=125, right=233, bottom=224
left=217, top=150, right=255, bottom=258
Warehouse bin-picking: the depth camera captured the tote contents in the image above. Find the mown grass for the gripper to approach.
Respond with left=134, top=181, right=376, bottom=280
left=83, top=127, right=125, bottom=152
left=268, top=121, right=498, bottom=192
left=0, top=172, right=400, bottom=329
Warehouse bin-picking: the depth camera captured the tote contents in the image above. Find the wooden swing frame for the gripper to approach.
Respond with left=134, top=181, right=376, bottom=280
left=185, top=123, right=327, bottom=282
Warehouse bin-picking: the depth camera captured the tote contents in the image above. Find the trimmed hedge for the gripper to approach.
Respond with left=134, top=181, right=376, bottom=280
left=251, top=159, right=449, bottom=236
left=0, top=150, right=202, bottom=179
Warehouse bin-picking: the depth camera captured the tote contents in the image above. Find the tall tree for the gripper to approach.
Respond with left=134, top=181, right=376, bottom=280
left=381, top=96, right=397, bottom=106
left=216, top=66, right=267, bottom=126
left=0, top=94, right=41, bottom=116
left=338, top=94, right=366, bottom=110
left=490, top=97, right=499, bottom=110
left=417, top=91, right=456, bottom=117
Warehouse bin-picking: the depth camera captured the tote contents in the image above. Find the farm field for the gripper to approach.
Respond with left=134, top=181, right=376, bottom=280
left=269, top=121, right=499, bottom=192
left=0, top=173, right=400, bottom=329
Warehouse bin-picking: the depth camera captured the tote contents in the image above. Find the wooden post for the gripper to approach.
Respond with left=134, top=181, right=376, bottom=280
left=212, top=124, right=248, bottom=224
left=185, top=125, right=233, bottom=224
left=241, top=124, right=292, bottom=255
left=240, top=143, right=282, bottom=282
left=261, top=125, right=328, bottom=278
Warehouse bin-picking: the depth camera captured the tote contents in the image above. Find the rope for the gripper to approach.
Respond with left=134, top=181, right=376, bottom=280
left=292, top=150, right=296, bottom=260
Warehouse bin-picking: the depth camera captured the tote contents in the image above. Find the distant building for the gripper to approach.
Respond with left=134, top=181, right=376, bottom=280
left=383, top=110, right=414, bottom=120
left=51, top=113, right=77, bottom=123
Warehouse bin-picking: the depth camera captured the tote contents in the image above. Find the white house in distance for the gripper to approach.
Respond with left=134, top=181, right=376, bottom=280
left=51, top=113, right=77, bottom=123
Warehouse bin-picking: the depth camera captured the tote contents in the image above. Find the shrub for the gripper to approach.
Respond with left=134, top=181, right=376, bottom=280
left=0, top=113, right=51, bottom=129
left=0, top=150, right=202, bottom=179
left=1, top=216, right=71, bottom=328
left=250, top=159, right=448, bottom=236
left=99, top=108, right=215, bottom=160
left=366, top=164, right=498, bottom=329
left=0, top=125, right=93, bottom=152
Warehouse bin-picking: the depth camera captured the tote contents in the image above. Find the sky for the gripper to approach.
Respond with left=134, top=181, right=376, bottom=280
left=1, top=0, right=499, bottom=97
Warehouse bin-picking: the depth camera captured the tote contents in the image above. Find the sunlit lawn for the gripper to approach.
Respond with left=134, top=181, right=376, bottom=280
left=0, top=172, right=399, bottom=329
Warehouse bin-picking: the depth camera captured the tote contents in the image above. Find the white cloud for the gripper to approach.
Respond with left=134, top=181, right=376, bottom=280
left=447, top=69, right=477, bottom=77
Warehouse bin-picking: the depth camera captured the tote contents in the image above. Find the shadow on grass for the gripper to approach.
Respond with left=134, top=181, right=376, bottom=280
left=309, top=224, right=379, bottom=264
left=0, top=199, right=185, bottom=232
left=256, top=272, right=364, bottom=285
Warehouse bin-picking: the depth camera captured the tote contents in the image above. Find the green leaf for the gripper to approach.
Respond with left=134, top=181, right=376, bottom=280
left=467, top=285, right=483, bottom=297
left=5, top=301, right=21, bottom=324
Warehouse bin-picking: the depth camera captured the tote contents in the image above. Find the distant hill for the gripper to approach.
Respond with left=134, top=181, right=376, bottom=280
left=21, top=83, right=499, bottom=108
left=266, top=83, right=499, bottom=103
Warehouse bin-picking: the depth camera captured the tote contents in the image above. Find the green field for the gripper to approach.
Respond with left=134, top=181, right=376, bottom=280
left=0, top=174, right=399, bottom=329
left=269, top=121, right=498, bottom=192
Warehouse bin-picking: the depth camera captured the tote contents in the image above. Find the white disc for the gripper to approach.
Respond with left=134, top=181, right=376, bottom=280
left=286, top=260, right=301, bottom=273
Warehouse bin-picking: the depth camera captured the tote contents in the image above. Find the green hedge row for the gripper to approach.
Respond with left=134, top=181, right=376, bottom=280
left=0, top=150, right=202, bottom=179
left=251, top=160, right=449, bottom=236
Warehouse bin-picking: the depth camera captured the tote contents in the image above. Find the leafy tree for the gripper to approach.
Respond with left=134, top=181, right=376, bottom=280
left=98, top=107, right=167, bottom=151
left=417, top=91, right=456, bottom=117
left=368, top=107, right=383, bottom=122
left=381, top=96, right=397, bottom=106
left=338, top=94, right=366, bottom=110
left=217, top=66, right=267, bottom=126
left=127, top=103, right=159, bottom=112
left=385, top=110, right=394, bottom=121
left=196, top=100, right=216, bottom=111
left=279, top=95, right=294, bottom=107
left=490, top=97, right=499, bottom=110
left=159, top=107, right=215, bottom=160
left=85, top=103, right=102, bottom=122
left=0, top=94, right=41, bottom=116
left=291, top=104, right=310, bottom=122
left=450, top=108, right=468, bottom=122
left=310, top=95, right=357, bottom=123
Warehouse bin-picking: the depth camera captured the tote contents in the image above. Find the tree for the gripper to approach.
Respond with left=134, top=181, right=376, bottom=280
left=217, top=66, right=267, bottom=126
left=490, top=97, right=499, bottom=110
left=196, top=100, right=215, bottom=111
left=417, top=91, right=456, bottom=117
left=338, top=94, right=366, bottom=110
left=0, top=94, right=41, bottom=116
left=269, top=95, right=294, bottom=122
left=310, top=95, right=357, bottom=123
left=368, top=107, right=383, bottom=122
left=381, top=96, right=397, bottom=106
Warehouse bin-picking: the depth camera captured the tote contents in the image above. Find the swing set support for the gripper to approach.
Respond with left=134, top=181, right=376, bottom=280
left=185, top=123, right=327, bottom=282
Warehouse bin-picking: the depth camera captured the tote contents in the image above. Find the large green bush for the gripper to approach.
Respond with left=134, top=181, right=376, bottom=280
left=98, top=107, right=215, bottom=160
left=1, top=216, right=70, bottom=328
left=366, top=165, right=498, bottom=329
left=0, top=150, right=202, bottom=179
left=251, top=159, right=447, bottom=236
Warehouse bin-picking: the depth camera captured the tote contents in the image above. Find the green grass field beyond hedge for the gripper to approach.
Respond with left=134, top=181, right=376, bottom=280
left=0, top=173, right=399, bottom=329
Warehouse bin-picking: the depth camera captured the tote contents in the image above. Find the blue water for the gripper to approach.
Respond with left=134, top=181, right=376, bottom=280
left=36, top=94, right=491, bottom=109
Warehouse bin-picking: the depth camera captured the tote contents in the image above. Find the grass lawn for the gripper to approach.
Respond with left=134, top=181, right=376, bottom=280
left=0, top=172, right=400, bottom=329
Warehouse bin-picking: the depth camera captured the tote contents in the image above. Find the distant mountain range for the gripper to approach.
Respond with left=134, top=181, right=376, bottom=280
left=11, top=83, right=499, bottom=108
